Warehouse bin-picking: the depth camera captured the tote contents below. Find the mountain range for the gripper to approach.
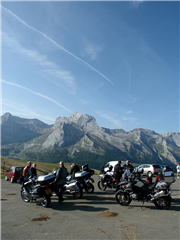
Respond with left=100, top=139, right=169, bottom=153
left=1, top=112, right=180, bottom=170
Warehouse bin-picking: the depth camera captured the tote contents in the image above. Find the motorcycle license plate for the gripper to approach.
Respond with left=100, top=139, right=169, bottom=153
left=45, top=188, right=52, bottom=195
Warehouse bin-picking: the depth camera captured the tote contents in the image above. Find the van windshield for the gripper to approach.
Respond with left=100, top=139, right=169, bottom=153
left=15, top=167, right=24, bottom=172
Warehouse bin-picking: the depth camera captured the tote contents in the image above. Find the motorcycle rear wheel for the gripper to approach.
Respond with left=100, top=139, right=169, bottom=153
left=73, top=189, right=83, bottom=199
left=97, top=181, right=107, bottom=191
left=85, top=182, right=94, bottom=193
left=40, top=196, right=51, bottom=208
left=115, top=189, right=132, bottom=206
left=153, top=196, right=171, bottom=210
left=21, top=189, right=30, bottom=203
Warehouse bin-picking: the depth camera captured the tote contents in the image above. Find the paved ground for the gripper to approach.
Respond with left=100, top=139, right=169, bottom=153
left=1, top=176, right=180, bottom=240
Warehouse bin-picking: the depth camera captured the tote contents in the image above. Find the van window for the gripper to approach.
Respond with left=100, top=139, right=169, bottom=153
left=15, top=167, right=24, bottom=172
left=105, top=163, right=110, bottom=168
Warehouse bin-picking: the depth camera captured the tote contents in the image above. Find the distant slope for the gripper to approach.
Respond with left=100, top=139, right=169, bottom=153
left=1, top=112, right=179, bottom=170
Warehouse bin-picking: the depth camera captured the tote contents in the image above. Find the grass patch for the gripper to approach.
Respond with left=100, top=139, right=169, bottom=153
left=1, top=156, right=100, bottom=179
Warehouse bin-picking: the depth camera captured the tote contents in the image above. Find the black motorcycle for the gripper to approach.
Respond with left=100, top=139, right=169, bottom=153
left=115, top=168, right=175, bottom=210
left=97, top=165, right=116, bottom=191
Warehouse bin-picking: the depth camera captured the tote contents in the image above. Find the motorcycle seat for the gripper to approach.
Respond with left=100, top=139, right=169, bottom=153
left=146, top=182, right=156, bottom=190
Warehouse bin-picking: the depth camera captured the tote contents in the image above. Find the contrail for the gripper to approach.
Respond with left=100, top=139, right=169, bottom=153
left=1, top=79, right=73, bottom=113
left=2, top=5, right=114, bottom=85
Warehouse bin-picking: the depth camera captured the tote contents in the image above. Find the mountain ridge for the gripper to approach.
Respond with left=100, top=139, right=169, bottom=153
left=1, top=112, right=179, bottom=169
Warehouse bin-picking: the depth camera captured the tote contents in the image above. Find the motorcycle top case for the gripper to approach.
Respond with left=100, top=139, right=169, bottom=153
left=74, top=171, right=88, bottom=180
left=38, top=173, right=56, bottom=186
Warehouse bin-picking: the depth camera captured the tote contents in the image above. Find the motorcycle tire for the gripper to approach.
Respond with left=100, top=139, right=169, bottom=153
left=115, top=189, right=132, bottom=206
left=21, top=189, right=30, bottom=203
left=153, top=196, right=171, bottom=210
left=40, top=195, right=51, bottom=208
left=73, top=189, right=83, bottom=199
left=85, top=182, right=94, bottom=193
left=97, top=181, right=107, bottom=191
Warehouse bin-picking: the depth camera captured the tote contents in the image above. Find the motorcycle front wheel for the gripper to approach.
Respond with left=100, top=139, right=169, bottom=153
left=97, top=181, right=107, bottom=191
left=73, top=189, right=83, bottom=199
left=115, top=189, right=132, bottom=206
left=21, top=189, right=30, bottom=203
left=40, top=195, right=51, bottom=208
left=153, top=196, right=171, bottom=210
left=85, top=182, right=94, bottom=193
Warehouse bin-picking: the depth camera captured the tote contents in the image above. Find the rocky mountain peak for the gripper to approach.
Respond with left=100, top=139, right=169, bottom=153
left=1, top=112, right=13, bottom=124
left=68, top=112, right=96, bottom=124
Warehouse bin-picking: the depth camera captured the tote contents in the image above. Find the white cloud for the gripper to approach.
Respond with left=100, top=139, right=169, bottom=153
left=123, top=117, right=137, bottom=122
left=96, top=111, right=122, bottom=128
left=126, top=110, right=133, bottom=114
left=2, top=5, right=114, bottom=85
left=79, top=99, right=94, bottom=105
left=83, top=42, right=103, bottom=61
left=130, top=1, right=144, bottom=8
left=2, top=101, right=55, bottom=123
left=1, top=79, right=73, bottom=114
left=2, top=32, right=76, bottom=94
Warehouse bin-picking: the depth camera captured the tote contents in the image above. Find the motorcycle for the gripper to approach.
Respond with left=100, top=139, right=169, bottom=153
left=72, top=164, right=95, bottom=194
left=19, top=172, right=56, bottom=208
left=97, top=165, right=116, bottom=191
left=63, top=175, right=83, bottom=199
left=115, top=168, right=175, bottom=210
left=52, top=169, right=83, bottom=199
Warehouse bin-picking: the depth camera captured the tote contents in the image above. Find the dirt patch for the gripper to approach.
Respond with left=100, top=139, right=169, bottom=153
left=32, top=216, right=50, bottom=221
left=1, top=199, right=8, bottom=201
left=121, top=224, right=137, bottom=229
left=123, top=230, right=139, bottom=240
left=6, top=193, right=16, bottom=196
left=99, top=211, right=119, bottom=217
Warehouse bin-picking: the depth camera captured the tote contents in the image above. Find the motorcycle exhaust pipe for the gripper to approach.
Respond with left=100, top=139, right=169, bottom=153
left=151, top=190, right=169, bottom=201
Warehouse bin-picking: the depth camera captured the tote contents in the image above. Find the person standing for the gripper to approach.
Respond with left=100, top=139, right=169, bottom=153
left=31, top=163, right=37, bottom=178
left=56, top=161, right=68, bottom=203
left=22, top=161, right=32, bottom=197
left=22, top=161, right=32, bottom=178
left=113, top=160, right=124, bottom=191
left=176, top=163, right=180, bottom=178
left=70, top=163, right=80, bottom=178
left=122, top=160, right=134, bottom=180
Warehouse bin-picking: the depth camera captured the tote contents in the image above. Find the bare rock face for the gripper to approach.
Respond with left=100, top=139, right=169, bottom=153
left=1, top=112, right=51, bottom=145
left=1, top=112, right=180, bottom=166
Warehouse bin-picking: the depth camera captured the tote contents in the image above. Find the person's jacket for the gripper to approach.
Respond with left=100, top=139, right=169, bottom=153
left=123, top=164, right=134, bottom=172
left=113, top=164, right=123, bottom=178
left=70, top=165, right=80, bottom=175
left=56, top=166, right=68, bottom=185
left=22, top=166, right=32, bottom=177
left=31, top=167, right=37, bottom=177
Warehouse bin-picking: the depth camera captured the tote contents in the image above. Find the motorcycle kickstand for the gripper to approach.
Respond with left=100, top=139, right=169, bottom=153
left=141, top=201, right=145, bottom=211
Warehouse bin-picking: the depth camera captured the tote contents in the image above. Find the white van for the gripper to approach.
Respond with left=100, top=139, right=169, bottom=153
left=103, top=161, right=126, bottom=175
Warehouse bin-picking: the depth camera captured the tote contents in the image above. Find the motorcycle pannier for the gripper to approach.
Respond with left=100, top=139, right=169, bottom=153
left=38, top=173, right=56, bottom=185
left=164, top=176, right=175, bottom=183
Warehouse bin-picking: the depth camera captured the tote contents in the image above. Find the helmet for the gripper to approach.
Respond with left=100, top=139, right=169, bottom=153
left=109, top=165, right=113, bottom=171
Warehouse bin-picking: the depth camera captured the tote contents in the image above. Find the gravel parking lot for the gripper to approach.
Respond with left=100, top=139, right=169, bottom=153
left=1, top=176, right=180, bottom=240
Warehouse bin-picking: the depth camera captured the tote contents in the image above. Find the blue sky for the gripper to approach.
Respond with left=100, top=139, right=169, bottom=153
left=1, top=1, right=179, bottom=135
